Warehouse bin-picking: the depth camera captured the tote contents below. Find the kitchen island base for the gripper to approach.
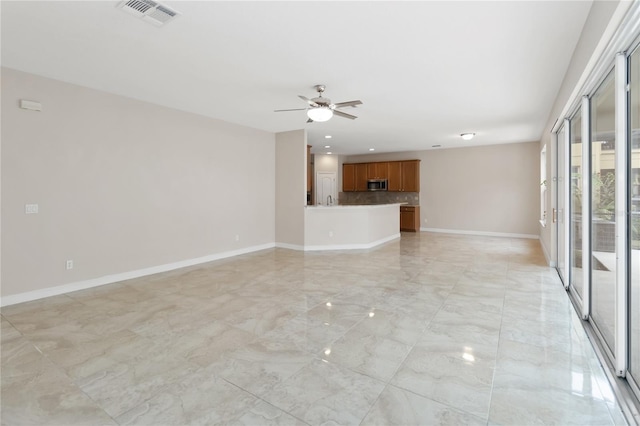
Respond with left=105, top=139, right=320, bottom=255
left=303, top=203, right=402, bottom=251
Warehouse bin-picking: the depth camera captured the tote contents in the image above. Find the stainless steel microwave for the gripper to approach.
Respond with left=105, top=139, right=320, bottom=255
left=367, top=179, right=388, bottom=191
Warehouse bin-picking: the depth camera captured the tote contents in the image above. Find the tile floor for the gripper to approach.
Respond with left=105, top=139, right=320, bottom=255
left=0, top=232, right=629, bottom=425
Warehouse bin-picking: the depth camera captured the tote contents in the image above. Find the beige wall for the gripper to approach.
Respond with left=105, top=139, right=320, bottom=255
left=275, top=130, right=306, bottom=248
left=347, top=142, right=540, bottom=236
left=1, top=68, right=276, bottom=298
left=314, top=154, right=338, bottom=173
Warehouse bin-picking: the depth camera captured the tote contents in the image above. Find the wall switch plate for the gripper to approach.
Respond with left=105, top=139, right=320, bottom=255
left=235, top=234, right=240, bottom=241
left=66, top=260, right=73, bottom=270
left=25, top=204, right=39, bottom=214
left=20, top=99, right=42, bottom=111
left=329, top=231, right=334, bottom=237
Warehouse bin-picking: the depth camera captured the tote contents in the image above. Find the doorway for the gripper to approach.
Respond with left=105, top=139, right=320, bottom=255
left=316, top=172, right=337, bottom=206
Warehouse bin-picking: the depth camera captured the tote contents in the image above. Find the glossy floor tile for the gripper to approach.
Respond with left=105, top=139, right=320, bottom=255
left=1, top=232, right=629, bottom=425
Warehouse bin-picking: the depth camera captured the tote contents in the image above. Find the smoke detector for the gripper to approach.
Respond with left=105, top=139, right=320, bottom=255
left=117, top=0, right=180, bottom=27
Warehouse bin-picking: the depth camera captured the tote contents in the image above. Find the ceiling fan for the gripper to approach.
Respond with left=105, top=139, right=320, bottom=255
left=274, top=85, right=362, bottom=123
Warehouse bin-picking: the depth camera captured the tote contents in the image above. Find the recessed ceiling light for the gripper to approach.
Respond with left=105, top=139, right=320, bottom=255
left=369, top=148, right=375, bottom=151
left=327, top=151, right=332, bottom=154
left=324, top=145, right=331, bottom=148
left=325, top=135, right=332, bottom=139
left=460, top=133, right=475, bottom=140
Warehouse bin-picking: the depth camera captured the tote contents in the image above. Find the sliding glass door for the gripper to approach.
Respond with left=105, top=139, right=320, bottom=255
left=557, top=125, right=567, bottom=284
left=570, top=110, right=584, bottom=302
left=628, top=42, right=640, bottom=397
left=553, top=8, right=640, bottom=412
left=590, top=70, right=617, bottom=357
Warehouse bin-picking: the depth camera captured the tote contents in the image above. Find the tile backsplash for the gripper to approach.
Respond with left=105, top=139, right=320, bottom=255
left=338, top=192, right=419, bottom=206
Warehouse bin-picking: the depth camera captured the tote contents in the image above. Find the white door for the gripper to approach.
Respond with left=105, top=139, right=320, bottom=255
left=316, top=172, right=337, bottom=205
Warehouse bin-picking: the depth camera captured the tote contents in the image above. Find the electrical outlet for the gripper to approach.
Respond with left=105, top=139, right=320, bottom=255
left=66, top=260, right=73, bottom=270
left=25, top=204, right=39, bottom=214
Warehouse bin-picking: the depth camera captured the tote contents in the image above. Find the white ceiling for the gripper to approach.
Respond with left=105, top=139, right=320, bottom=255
left=1, top=1, right=593, bottom=155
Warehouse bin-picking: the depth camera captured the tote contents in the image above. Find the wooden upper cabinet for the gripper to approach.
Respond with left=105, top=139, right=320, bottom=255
left=343, top=159, right=419, bottom=192
left=367, top=162, right=388, bottom=180
left=355, top=163, right=368, bottom=191
left=307, top=145, right=312, bottom=192
left=401, top=160, right=420, bottom=192
left=387, top=162, right=402, bottom=191
left=342, top=163, right=356, bottom=192
left=387, top=160, right=420, bottom=192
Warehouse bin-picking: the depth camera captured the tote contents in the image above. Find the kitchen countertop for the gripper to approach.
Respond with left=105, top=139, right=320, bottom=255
left=306, top=203, right=408, bottom=209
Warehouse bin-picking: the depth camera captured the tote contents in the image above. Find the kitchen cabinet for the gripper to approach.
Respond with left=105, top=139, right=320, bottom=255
left=401, top=160, right=420, bottom=192
left=400, top=205, right=420, bottom=232
left=387, top=162, right=402, bottom=191
left=307, top=145, right=312, bottom=190
left=343, top=163, right=356, bottom=192
left=355, top=163, right=368, bottom=191
left=367, top=162, right=388, bottom=180
left=343, top=159, right=419, bottom=192
left=388, top=160, right=420, bottom=192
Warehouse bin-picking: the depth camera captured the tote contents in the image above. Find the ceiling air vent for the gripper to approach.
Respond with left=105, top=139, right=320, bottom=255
left=117, top=0, right=180, bottom=27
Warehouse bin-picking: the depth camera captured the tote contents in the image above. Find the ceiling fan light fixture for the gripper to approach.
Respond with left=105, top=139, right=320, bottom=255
left=307, top=107, right=333, bottom=122
left=460, top=133, right=475, bottom=140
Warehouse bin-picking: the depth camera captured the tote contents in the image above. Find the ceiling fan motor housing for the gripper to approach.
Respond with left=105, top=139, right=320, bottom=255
left=312, top=97, right=332, bottom=107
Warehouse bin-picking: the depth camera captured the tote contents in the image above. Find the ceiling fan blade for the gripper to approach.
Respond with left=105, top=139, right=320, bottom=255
left=333, top=110, right=358, bottom=120
left=274, top=108, right=307, bottom=112
left=334, top=100, right=363, bottom=108
left=299, top=95, right=319, bottom=107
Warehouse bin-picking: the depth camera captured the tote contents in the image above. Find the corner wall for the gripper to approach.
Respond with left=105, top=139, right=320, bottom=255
left=1, top=68, right=276, bottom=300
left=275, top=130, right=306, bottom=248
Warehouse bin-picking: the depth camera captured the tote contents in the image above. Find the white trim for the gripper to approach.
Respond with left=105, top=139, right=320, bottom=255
left=582, top=95, right=592, bottom=320
left=275, top=234, right=401, bottom=252
left=614, top=51, right=628, bottom=377
left=275, top=242, right=305, bottom=251
left=551, top=129, right=558, bottom=267
left=0, top=243, right=275, bottom=307
left=563, top=119, right=571, bottom=288
left=541, top=144, right=548, bottom=227
left=303, top=234, right=400, bottom=252
left=540, top=237, right=555, bottom=268
left=421, top=227, right=538, bottom=240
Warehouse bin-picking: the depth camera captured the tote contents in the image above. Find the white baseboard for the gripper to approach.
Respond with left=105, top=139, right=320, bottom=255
left=274, top=242, right=305, bottom=251
left=276, top=234, right=400, bottom=252
left=303, top=233, right=401, bottom=251
left=421, top=227, right=539, bottom=240
left=539, top=238, right=556, bottom=267
left=0, top=243, right=276, bottom=307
